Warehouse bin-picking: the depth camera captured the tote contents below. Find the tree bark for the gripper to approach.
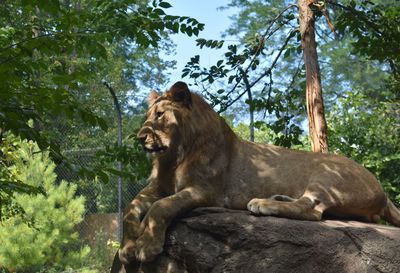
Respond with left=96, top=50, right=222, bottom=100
left=298, top=0, right=329, bottom=153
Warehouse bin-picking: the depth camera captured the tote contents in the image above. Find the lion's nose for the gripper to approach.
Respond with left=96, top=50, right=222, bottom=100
left=137, top=126, right=153, bottom=144
left=137, top=131, right=147, bottom=145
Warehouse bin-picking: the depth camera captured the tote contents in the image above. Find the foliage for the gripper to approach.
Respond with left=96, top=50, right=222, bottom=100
left=326, top=0, right=400, bottom=203
left=55, top=114, right=152, bottom=213
left=334, top=0, right=400, bottom=76
left=180, top=0, right=400, bottom=150
left=232, top=121, right=304, bottom=148
left=0, top=134, right=45, bottom=221
left=331, top=0, right=400, bottom=110
left=0, top=140, right=89, bottom=272
left=83, top=230, right=120, bottom=273
left=181, top=1, right=311, bottom=148
left=328, top=91, right=400, bottom=206
left=232, top=122, right=271, bottom=143
left=178, top=0, right=399, bottom=196
left=0, top=0, right=204, bottom=213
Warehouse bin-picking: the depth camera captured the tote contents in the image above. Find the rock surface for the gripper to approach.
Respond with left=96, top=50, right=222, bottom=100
left=111, top=207, right=400, bottom=273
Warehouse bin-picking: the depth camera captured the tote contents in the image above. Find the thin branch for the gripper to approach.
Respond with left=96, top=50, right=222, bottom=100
left=328, top=1, right=383, bottom=36
left=223, top=17, right=293, bottom=101
left=251, top=30, right=297, bottom=86
left=263, top=73, right=274, bottom=119
left=322, top=4, right=336, bottom=37
left=221, top=4, right=298, bottom=102
left=102, top=81, right=122, bottom=144
left=239, top=67, right=254, bottom=142
left=285, top=57, right=303, bottom=93
left=0, top=33, right=55, bottom=54
left=220, top=29, right=297, bottom=113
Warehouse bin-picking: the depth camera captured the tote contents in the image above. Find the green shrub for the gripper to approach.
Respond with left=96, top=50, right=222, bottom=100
left=328, top=92, right=400, bottom=206
left=0, top=140, right=92, bottom=272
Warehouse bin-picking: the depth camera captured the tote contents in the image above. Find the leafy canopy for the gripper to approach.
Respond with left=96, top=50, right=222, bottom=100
left=0, top=0, right=204, bottom=206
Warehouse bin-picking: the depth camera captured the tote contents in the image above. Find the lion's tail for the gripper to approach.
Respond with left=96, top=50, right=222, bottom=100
left=382, top=198, right=400, bottom=227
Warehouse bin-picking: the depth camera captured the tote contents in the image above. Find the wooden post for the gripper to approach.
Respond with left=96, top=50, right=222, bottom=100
left=298, top=0, right=329, bottom=153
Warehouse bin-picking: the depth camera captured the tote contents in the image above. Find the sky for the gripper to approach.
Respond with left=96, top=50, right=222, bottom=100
left=161, top=0, right=238, bottom=88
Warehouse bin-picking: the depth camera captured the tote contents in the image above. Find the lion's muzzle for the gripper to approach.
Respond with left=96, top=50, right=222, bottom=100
left=137, top=125, right=168, bottom=155
left=137, top=126, right=152, bottom=145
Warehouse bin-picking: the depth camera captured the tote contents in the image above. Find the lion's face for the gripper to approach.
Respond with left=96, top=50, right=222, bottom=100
left=137, top=82, right=192, bottom=157
left=137, top=99, right=178, bottom=156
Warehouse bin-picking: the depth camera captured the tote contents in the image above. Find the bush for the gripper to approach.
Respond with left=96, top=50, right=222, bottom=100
left=328, top=92, right=400, bottom=206
left=0, top=140, right=92, bottom=272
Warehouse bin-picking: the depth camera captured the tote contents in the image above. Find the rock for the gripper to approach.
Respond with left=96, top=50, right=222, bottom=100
left=111, top=207, right=400, bottom=273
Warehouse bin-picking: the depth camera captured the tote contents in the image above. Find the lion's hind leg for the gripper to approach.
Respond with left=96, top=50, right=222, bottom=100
left=247, top=196, right=322, bottom=221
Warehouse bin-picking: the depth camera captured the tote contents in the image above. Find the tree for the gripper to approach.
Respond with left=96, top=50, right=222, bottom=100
left=182, top=0, right=398, bottom=149
left=0, top=0, right=204, bottom=214
left=180, top=0, right=399, bottom=199
left=183, top=1, right=310, bottom=148
left=298, top=0, right=328, bottom=153
left=0, top=139, right=90, bottom=272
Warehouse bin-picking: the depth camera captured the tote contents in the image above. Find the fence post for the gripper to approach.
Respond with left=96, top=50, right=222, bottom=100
left=103, top=81, right=123, bottom=243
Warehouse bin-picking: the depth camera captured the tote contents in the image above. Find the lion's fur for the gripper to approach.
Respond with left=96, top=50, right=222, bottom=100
left=175, top=91, right=230, bottom=154
left=119, top=81, right=400, bottom=264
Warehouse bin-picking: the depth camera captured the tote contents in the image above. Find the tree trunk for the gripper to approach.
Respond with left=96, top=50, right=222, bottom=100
left=298, top=0, right=329, bottom=153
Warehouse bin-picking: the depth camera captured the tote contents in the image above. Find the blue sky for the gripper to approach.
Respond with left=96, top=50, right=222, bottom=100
left=161, top=0, right=238, bottom=87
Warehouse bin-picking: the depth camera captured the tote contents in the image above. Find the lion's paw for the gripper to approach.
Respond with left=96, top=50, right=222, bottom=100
left=118, top=239, right=137, bottom=264
left=134, top=233, right=163, bottom=262
left=247, top=198, right=278, bottom=216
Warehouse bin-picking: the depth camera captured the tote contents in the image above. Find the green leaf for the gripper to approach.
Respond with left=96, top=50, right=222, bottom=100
left=159, top=1, right=172, bottom=9
left=97, top=170, right=110, bottom=183
left=284, top=49, right=290, bottom=58
left=96, top=117, right=108, bottom=131
left=153, top=8, right=165, bottom=15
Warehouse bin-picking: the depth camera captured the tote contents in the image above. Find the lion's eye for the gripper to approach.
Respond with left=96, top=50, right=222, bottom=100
left=156, top=111, right=164, bottom=119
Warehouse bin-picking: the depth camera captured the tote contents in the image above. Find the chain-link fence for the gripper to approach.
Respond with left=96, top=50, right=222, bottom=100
left=54, top=146, right=146, bottom=270
left=21, top=83, right=153, bottom=271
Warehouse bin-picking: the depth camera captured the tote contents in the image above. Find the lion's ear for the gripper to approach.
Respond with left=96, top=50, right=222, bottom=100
left=168, top=81, right=192, bottom=106
left=147, top=90, right=159, bottom=105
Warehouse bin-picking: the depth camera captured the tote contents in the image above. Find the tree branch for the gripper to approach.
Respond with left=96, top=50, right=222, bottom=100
left=219, top=29, right=297, bottom=113
left=239, top=67, right=254, bottom=142
left=221, top=4, right=298, bottom=104
left=328, top=1, right=383, bottom=36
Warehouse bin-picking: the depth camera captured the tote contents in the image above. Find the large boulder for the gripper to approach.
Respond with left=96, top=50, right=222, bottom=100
left=111, top=207, right=400, bottom=273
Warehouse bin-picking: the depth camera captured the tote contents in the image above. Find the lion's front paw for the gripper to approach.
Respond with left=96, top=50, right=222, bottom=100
left=247, top=198, right=278, bottom=216
left=118, top=239, right=137, bottom=264
left=134, top=233, right=164, bottom=262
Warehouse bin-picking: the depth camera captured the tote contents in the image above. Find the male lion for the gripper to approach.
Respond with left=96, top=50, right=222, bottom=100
left=118, top=81, right=400, bottom=264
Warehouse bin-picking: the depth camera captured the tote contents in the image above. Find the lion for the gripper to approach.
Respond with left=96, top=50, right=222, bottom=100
left=117, top=81, right=400, bottom=265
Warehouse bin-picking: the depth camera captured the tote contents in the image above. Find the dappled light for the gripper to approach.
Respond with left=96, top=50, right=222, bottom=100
left=1, top=0, right=398, bottom=272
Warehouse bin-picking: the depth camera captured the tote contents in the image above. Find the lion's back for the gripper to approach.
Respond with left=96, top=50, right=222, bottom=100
left=222, top=139, right=384, bottom=210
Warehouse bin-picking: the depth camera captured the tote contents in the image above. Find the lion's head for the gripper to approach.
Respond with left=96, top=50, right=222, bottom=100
left=137, top=82, right=193, bottom=157
left=137, top=81, right=231, bottom=160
